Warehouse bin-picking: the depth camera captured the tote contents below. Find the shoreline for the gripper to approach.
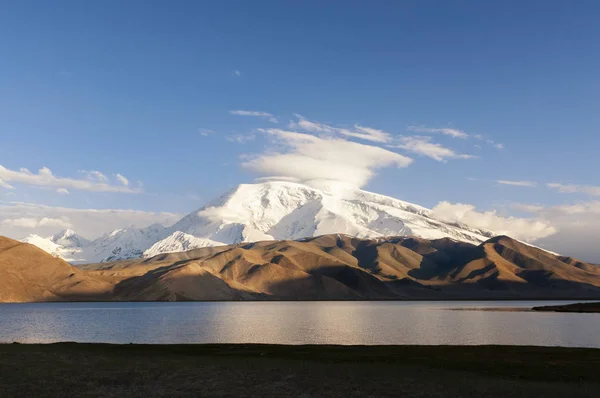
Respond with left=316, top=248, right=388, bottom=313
left=2, top=297, right=600, bottom=304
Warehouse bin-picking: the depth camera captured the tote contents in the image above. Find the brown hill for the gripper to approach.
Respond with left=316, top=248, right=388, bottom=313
left=79, top=234, right=600, bottom=301
left=3, top=234, right=600, bottom=302
left=0, top=237, right=112, bottom=302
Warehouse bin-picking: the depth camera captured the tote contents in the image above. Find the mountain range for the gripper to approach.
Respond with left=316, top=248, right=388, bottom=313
left=22, top=181, right=496, bottom=264
left=2, top=234, right=599, bottom=302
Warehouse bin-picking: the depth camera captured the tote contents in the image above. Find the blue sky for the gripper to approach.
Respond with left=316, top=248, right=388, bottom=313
left=1, top=1, right=599, bottom=260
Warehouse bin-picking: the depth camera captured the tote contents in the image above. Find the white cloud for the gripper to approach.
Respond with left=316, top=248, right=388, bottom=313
left=408, top=126, right=504, bottom=149
left=0, top=165, right=141, bottom=193
left=344, top=125, right=392, bottom=143
left=115, top=174, right=129, bottom=186
left=0, top=178, right=14, bottom=189
left=226, top=134, right=256, bottom=144
left=289, top=115, right=392, bottom=143
left=497, top=180, right=537, bottom=187
left=243, top=128, right=413, bottom=188
left=408, top=126, right=469, bottom=139
left=547, top=182, right=600, bottom=196
left=199, top=128, right=215, bottom=136
left=479, top=137, right=504, bottom=150
left=56, top=188, right=70, bottom=195
left=432, top=201, right=557, bottom=242
left=394, top=136, right=475, bottom=162
left=1, top=216, right=72, bottom=229
left=512, top=201, right=600, bottom=262
left=229, top=110, right=278, bottom=123
left=233, top=70, right=241, bottom=77
left=0, top=202, right=182, bottom=240
left=289, top=115, right=340, bottom=135
left=80, top=170, right=108, bottom=182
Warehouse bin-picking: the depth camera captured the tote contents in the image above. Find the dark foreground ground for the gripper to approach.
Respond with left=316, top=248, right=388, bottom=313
left=1, top=344, right=600, bottom=397
left=533, top=301, right=600, bottom=313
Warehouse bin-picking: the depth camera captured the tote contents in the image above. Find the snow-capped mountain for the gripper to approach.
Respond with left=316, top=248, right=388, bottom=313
left=50, top=229, right=90, bottom=248
left=22, top=229, right=90, bottom=262
left=164, top=181, right=492, bottom=245
left=143, top=231, right=221, bottom=258
left=22, top=225, right=167, bottom=264
left=82, top=224, right=166, bottom=263
left=21, top=181, right=495, bottom=263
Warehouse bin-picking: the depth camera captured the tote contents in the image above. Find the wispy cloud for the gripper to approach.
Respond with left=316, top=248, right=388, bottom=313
left=56, top=188, right=70, bottom=195
left=79, top=170, right=108, bottom=182
left=0, top=178, right=14, bottom=189
left=199, top=128, right=215, bottom=136
left=477, top=136, right=504, bottom=150
left=233, top=70, right=241, bottom=77
left=0, top=165, right=142, bottom=194
left=230, top=110, right=278, bottom=123
left=408, top=126, right=469, bottom=139
left=497, top=180, right=537, bottom=187
left=394, top=136, right=475, bottom=162
left=344, top=125, right=392, bottom=143
left=289, top=115, right=392, bottom=143
left=115, top=174, right=129, bottom=186
left=226, top=134, right=256, bottom=144
left=547, top=182, right=600, bottom=196
left=244, top=128, right=413, bottom=188
left=409, top=125, right=504, bottom=149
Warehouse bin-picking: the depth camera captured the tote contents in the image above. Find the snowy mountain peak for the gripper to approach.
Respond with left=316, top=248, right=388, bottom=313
left=50, top=229, right=90, bottom=248
left=22, top=181, right=496, bottom=263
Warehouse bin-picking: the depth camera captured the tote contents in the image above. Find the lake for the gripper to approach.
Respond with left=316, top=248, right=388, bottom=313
left=0, top=301, right=598, bottom=347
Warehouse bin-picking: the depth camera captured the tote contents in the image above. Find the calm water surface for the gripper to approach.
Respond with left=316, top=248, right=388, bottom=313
left=0, top=301, right=598, bottom=347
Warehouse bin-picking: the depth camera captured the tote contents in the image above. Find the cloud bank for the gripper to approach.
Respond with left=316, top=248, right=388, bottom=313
left=512, top=201, right=600, bottom=263
left=432, top=201, right=557, bottom=242
left=0, top=166, right=140, bottom=193
left=0, top=202, right=182, bottom=240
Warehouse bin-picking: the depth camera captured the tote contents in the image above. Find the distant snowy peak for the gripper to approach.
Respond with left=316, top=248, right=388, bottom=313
left=142, top=231, right=222, bottom=258
left=22, top=234, right=62, bottom=257
left=21, top=224, right=170, bottom=264
left=50, top=229, right=90, bottom=248
left=22, top=234, right=86, bottom=262
left=22, top=181, right=496, bottom=263
left=86, top=224, right=168, bottom=263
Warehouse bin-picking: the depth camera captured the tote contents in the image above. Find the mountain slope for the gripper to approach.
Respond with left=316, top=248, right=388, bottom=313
left=168, top=181, right=493, bottom=246
left=22, top=181, right=498, bottom=263
left=72, top=234, right=600, bottom=302
left=0, top=237, right=112, bottom=302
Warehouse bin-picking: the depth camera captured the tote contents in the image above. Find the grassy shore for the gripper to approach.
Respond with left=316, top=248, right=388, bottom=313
left=1, top=344, right=600, bottom=397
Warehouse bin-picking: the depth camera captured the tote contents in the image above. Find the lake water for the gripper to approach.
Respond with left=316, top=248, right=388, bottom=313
left=0, top=301, right=599, bottom=347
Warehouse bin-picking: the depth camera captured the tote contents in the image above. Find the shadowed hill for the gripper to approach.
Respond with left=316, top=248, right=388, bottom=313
left=0, top=237, right=113, bottom=302
left=3, top=234, right=600, bottom=301
left=82, top=234, right=600, bottom=301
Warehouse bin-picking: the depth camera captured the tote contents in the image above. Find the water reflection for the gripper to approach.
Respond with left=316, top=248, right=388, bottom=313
left=0, top=301, right=598, bottom=347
